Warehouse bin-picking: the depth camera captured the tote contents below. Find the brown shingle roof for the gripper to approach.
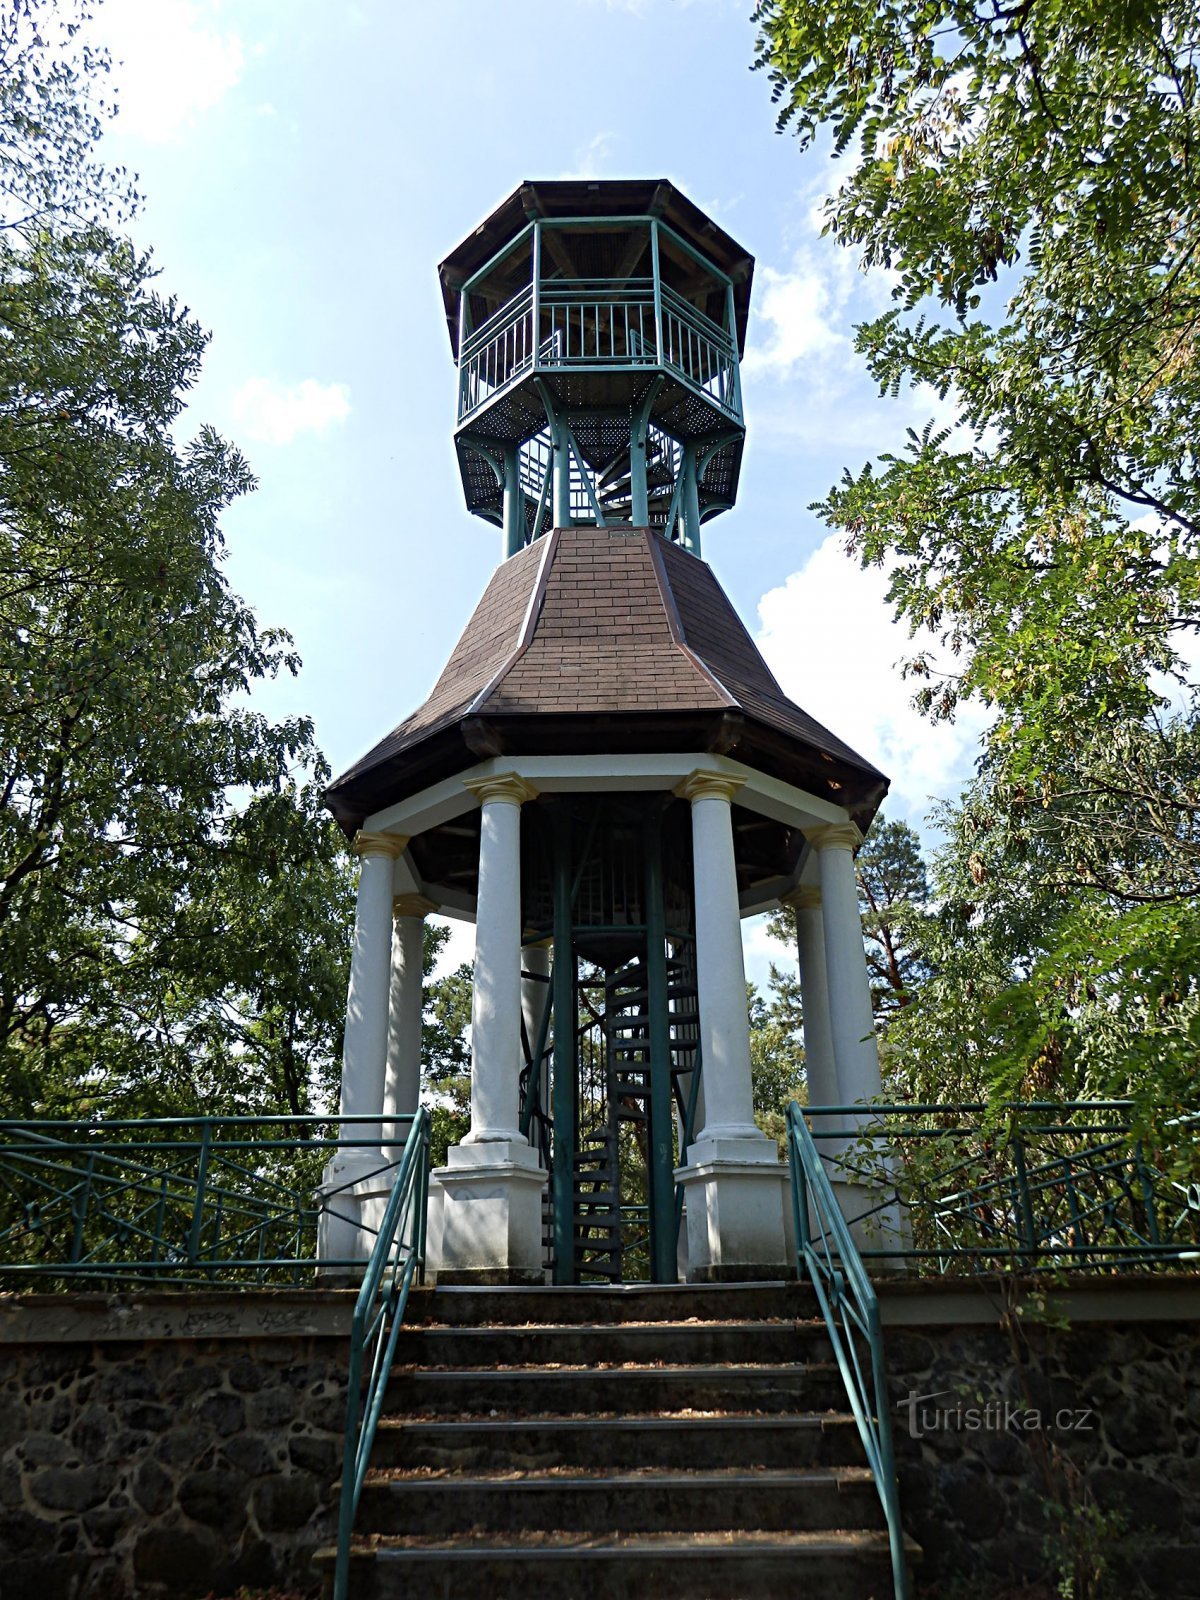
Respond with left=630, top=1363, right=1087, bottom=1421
left=325, top=527, right=888, bottom=829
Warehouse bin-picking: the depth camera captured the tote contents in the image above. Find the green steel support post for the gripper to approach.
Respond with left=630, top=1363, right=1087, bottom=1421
left=650, top=220, right=664, bottom=366
left=553, top=418, right=572, bottom=528
left=187, top=1120, right=213, bottom=1266
left=680, top=445, right=702, bottom=555
left=567, top=428, right=606, bottom=526
left=644, top=811, right=677, bottom=1283
left=724, top=281, right=742, bottom=417
left=629, top=376, right=663, bottom=527
left=535, top=378, right=572, bottom=529
left=551, top=810, right=576, bottom=1284
left=531, top=221, right=542, bottom=361
left=69, top=1153, right=95, bottom=1264
left=502, top=442, right=523, bottom=557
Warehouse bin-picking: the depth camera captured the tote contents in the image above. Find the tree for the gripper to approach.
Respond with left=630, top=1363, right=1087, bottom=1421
left=0, top=2, right=356, bottom=1120
left=752, top=0, right=1200, bottom=848
left=752, top=0, right=1200, bottom=1126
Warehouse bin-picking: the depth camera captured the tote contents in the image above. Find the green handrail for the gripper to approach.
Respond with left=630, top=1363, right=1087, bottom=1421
left=333, top=1105, right=430, bottom=1600
left=786, top=1100, right=909, bottom=1600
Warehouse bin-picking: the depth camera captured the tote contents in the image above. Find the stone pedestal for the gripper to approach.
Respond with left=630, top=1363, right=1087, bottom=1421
left=829, top=1178, right=913, bottom=1274
left=434, top=1140, right=547, bottom=1285
left=676, top=1136, right=793, bottom=1282
left=314, top=1149, right=397, bottom=1276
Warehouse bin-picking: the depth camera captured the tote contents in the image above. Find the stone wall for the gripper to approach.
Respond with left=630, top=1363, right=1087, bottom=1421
left=877, top=1277, right=1200, bottom=1598
left=2, top=1279, right=1198, bottom=1600
left=0, top=1292, right=353, bottom=1600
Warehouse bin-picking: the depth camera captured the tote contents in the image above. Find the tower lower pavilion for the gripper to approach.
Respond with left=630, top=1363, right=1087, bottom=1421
left=321, top=182, right=890, bottom=1285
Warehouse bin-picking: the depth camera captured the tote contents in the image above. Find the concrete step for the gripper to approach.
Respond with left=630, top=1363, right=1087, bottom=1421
left=370, top=1412, right=866, bottom=1472
left=355, top=1466, right=885, bottom=1537
left=315, top=1528, right=918, bottom=1600
left=383, top=1360, right=846, bottom=1416
left=402, top=1282, right=815, bottom=1326
left=390, top=1318, right=833, bottom=1368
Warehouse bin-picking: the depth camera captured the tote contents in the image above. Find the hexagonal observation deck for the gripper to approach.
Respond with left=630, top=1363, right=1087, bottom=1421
left=438, top=180, right=753, bottom=557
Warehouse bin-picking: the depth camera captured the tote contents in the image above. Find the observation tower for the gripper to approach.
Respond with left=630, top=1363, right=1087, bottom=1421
left=322, top=180, right=889, bottom=1286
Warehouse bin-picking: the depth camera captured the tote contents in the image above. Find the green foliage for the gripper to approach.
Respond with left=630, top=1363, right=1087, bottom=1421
left=748, top=981, right=804, bottom=1151
left=0, top=1, right=378, bottom=1121
left=421, top=938, right=472, bottom=1163
left=754, top=0, right=1200, bottom=752
left=754, top=0, right=1200, bottom=1116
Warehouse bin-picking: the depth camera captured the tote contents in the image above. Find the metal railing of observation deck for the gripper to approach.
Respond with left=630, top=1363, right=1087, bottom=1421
left=457, top=276, right=740, bottom=426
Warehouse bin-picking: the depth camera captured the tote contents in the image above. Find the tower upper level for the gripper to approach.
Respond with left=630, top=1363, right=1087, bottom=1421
left=439, top=180, right=754, bottom=559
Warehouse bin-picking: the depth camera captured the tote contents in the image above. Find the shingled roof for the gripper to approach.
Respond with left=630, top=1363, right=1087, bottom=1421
left=325, top=527, right=889, bottom=832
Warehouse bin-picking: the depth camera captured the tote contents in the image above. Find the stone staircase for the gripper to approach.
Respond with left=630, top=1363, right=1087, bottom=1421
left=315, top=1282, right=919, bottom=1599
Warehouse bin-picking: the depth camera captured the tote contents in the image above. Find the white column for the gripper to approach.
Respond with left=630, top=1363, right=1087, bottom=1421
left=316, top=829, right=405, bottom=1270
left=679, top=771, right=760, bottom=1142
left=340, top=832, right=407, bottom=1142
left=434, top=773, right=546, bottom=1285
left=384, top=894, right=436, bottom=1166
left=673, top=770, right=789, bottom=1282
left=785, top=886, right=840, bottom=1122
left=807, top=824, right=910, bottom=1270
left=808, top=823, right=882, bottom=1107
left=463, top=774, right=536, bottom=1143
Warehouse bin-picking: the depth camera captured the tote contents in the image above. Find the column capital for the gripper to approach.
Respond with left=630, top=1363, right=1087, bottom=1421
left=804, top=821, right=863, bottom=853
left=353, top=830, right=408, bottom=860
left=675, top=769, right=745, bottom=806
left=463, top=772, right=538, bottom=808
left=783, top=885, right=822, bottom=911
left=393, top=893, right=438, bottom=919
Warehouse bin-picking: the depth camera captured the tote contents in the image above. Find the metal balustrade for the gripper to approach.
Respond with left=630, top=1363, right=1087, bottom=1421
left=0, top=1113, right=417, bottom=1285
left=456, top=276, right=740, bottom=425
left=801, top=1101, right=1200, bottom=1273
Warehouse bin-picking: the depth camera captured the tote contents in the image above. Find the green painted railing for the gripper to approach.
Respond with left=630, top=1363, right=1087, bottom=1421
left=333, top=1107, right=430, bottom=1600
left=456, top=275, right=740, bottom=426
left=786, top=1100, right=910, bottom=1600
left=0, top=1114, right=416, bottom=1285
left=803, top=1101, right=1200, bottom=1272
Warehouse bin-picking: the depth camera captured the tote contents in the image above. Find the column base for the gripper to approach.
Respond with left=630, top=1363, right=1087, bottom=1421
left=434, top=1139, right=547, bottom=1282
left=830, top=1178, right=913, bottom=1275
left=675, top=1134, right=794, bottom=1284
left=314, top=1148, right=398, bottom=1275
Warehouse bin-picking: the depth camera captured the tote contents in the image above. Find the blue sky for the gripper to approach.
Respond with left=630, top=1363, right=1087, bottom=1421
left=84, top=0, right=991, bottom=983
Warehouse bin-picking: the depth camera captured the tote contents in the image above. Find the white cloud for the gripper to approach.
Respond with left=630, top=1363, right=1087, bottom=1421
left=742, top=252, right=851, bottom=378
left=94, top=0, right=246, bottom=142
left=755, top=534, right=993, bottom=827
left=231, top=378, right=351, bottom=446
left=557, top=132, right=616, bottom=179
